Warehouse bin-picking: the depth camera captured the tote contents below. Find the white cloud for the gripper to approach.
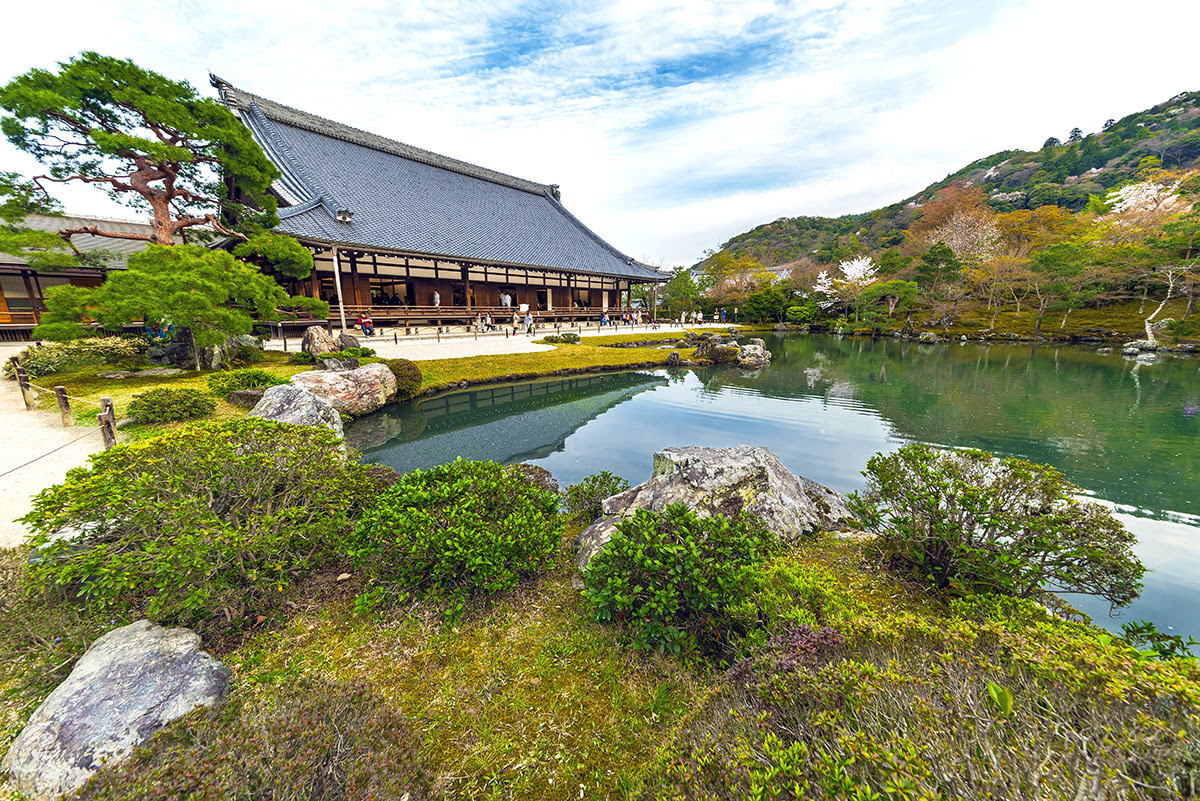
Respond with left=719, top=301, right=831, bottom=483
left=1, top=0, right=1197, bottom=266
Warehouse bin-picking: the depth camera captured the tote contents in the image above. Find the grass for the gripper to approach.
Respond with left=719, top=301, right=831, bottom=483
left=227, top=530, right=714, bottom=800
left=416, top=342, right=691, bottom=394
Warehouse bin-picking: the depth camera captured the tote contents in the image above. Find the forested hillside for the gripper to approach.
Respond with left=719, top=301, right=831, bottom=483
left=666, top=91, right=1200, bottom=340
left=705, top=91, right=1200, bottom=270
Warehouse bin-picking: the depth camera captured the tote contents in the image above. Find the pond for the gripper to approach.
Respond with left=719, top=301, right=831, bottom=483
left=351, top=334, right=1200, bottom=639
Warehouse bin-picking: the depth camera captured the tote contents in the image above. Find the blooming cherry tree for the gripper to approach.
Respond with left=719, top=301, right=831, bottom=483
left=813, top=256, right=878, bottom=318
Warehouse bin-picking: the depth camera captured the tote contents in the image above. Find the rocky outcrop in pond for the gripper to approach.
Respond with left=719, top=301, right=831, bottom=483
left=3, top=620, right=230, bottom=801
left=575, top=445, right=853, bottom=579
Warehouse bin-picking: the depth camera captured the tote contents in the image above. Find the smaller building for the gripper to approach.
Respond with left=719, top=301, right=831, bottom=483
left=0, top=214, right=157, bottom=341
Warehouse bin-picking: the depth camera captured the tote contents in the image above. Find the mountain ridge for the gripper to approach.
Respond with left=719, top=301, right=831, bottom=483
left=700, top=90, right=1200, bottom=270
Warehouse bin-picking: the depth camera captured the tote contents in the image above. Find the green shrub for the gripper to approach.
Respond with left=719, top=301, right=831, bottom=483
left=583, top=504, right=775, bottom=655
left=286, top=350, right=315, bottom=365
left=564, top=470, right=631, bottom=521
left=542, top=333, right=581, bottom=344
left=126, top=387, right=216, bottom=423
left=22, top=419, right=372, bottom=632
left=76, top=677, right=436, bottom=801
left=316, top=347, right=377, bottom=361
left=347, top=459, right=562, bottom=608
left=850, top=444, right=1145, bottom=607
left=3, top=336, right=149, bottom=378
left=380, top=358, right=423, bottom=401
left=204, top=368, right=288, bottom=396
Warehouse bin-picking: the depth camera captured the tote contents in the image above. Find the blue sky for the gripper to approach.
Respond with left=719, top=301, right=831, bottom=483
left=1, top=0, right=1197, bottom=266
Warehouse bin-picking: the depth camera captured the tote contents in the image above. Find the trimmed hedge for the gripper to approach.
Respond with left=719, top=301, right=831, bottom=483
left=380, top=358, right=423, bottom=401
left=347, top=459, right=562, bottom=609
left=126, top=387, right=215, bottom=423
left=204, top=368, right=288, bottom=396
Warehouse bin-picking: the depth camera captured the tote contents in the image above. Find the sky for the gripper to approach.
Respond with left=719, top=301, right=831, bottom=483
left=1, top=0, right=1198, bottom=267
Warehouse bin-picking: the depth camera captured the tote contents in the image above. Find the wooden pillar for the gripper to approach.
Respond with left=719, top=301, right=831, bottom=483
left=20, top=271, right=40, bottom=323
left=462, top=263, right=471, bottom=309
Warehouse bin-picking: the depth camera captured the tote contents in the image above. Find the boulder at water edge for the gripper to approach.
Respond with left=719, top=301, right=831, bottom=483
left=737, top=340, right=772, bottom=370
left=3, top=620, right=230, bottom=801
left=248, top=384, right=344, bottom=437
left=300, top=325, right=338, bottom=357
left=289, top=362, right=398, bottom=416
left=575, top=445, right=853, bottom=577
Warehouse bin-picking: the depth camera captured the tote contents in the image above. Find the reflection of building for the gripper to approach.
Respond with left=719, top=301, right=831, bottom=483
left=0, top=214, right=155, bottom=341
left=211, top=76, right=665, bottom=329
left=351, top=372, right=666, bottom=469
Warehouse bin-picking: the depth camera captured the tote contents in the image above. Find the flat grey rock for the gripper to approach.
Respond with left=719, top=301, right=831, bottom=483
left=248, top=384, right=344, bottom=437
left=576, top=445, right=852, bottom=579
left=3, top=620, right=230, bottom=800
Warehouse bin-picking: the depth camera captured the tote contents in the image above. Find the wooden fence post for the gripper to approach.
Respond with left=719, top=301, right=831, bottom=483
left=54, top=386, right=73, bottom=427
left=99, top=397, right=115, bottom=426
left=12, top=358, right=35, bottom=410
left=97, top=412, right=117, bottom=449
left=97, top=396, right=117, bottom=449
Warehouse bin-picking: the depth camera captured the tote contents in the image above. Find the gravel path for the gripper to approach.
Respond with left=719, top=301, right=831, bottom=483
left=264, top=321, right=731, bottom=360
left=0, top=346, right=105, bottom=548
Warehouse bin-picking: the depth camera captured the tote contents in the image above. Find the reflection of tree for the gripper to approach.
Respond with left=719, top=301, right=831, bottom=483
left=704, top=334, right=1199, bottom=515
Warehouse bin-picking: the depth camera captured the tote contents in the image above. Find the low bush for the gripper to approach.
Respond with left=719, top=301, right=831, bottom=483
left=542, top=332, right=581, bottom=344
left=347, top=459, right=562, bottom=611
left=287, top=350, right=316, bottom=365
left=564, top=470, right=631, bottom=521
left=850, top=444, right=1145, bottom=607
left=204, top=367, right=288, bottom=396
left=22, top=418, right=372, bottom=632
left=583, top=504, right=775, bottom=655
left=125, top=387, right=216, bottom=423
left=654, top=606, right=1200, bottom=800
left=379, top=358, right=423, bottom=400
left=317, top=347, right=377, bottom=361
left=3, top=336, right=149, bottom=378
left=76, top=677, right=437, bottom=800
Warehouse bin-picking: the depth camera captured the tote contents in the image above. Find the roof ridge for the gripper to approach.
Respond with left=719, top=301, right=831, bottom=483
left=542, top=192, right=660, bottom=278
left=211, top=74, right=557, bottom=197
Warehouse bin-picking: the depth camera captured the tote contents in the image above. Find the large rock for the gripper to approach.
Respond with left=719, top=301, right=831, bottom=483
left=248, top=384, right=344, bottom=437
left=575, top=446, right=853, bottom=577
left=737, top=342, right=772, bottom=370
left=300, top=325, right=338, bottom=357
left=335, top=333, right=361, bottom=351
left=289, top=363, right=398, bottom=417
left=3, top=620, right=230, bottom=800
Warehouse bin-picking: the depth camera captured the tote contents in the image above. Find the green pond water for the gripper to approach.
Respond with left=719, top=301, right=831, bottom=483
left=352, top=334, right=1200, bottom=639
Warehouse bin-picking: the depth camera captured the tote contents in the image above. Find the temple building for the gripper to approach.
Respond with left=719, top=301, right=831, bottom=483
left=212, top=76, right=664, bottom=328
left=0, top=214, right=156, bottom=341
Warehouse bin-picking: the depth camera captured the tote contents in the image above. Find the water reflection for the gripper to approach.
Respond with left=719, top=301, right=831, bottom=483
left=353, top=371, right=668, bottom=472
left=351, top=335, right=1199, bottom=638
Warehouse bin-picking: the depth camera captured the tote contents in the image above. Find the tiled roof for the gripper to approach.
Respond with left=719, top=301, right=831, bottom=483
left=212, top=76, right=663, bottom=282
left=1, top=214, right=157, bottom=269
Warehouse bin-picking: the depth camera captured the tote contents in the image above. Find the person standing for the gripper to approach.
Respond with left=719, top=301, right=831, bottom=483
left=524, top=310, right=534, bottom=334
left=432, top=290, right=441, bottom=307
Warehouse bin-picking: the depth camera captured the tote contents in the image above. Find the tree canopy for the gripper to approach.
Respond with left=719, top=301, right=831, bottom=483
left=0, top=52, right=281, bottom=247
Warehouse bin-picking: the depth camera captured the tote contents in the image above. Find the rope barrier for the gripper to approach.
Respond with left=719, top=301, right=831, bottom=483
left=0, top=426, right=102, bottom=479
left=26, top=383, right=104, bottom=406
